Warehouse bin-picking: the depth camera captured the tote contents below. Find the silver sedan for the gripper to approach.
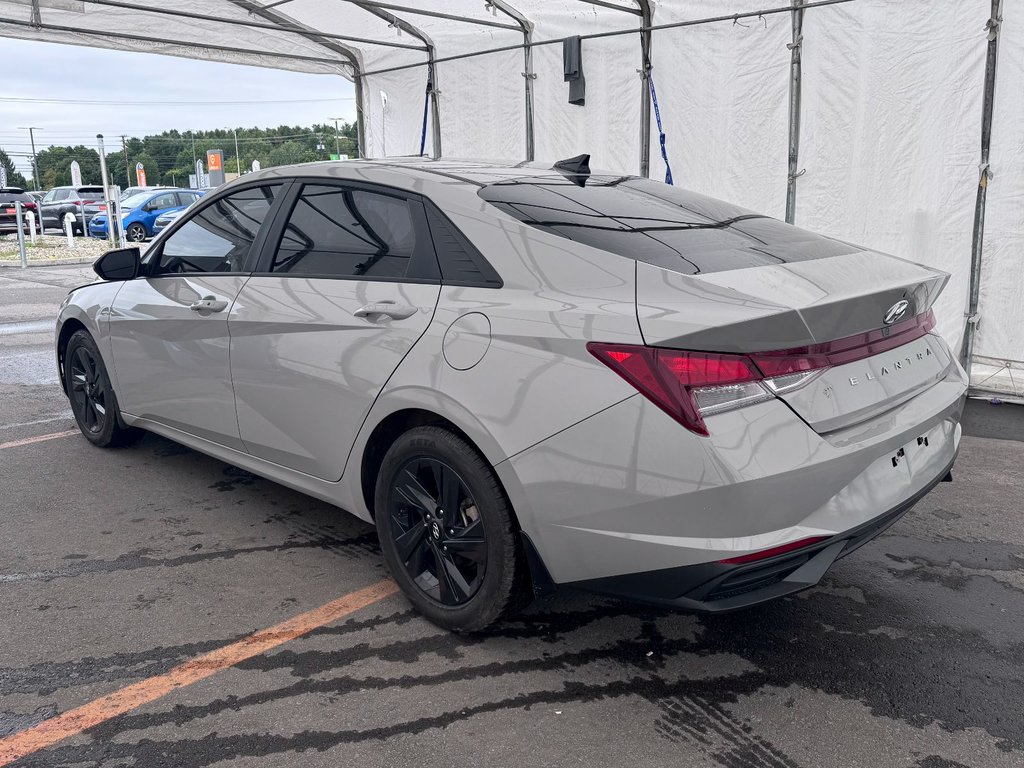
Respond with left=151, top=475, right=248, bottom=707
left=56, top=158, right=967, bottom=631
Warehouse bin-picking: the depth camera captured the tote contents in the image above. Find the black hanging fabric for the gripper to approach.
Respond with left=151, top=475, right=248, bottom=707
left=563, top=35, right=585, bottom=106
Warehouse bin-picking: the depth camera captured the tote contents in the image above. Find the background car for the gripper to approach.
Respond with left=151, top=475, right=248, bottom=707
left=0, top=187, right=38, bottom=235
left=56, top=159, right=967, bottom=632
left=40, top=185, right=104, bottom=234
left=89, top=188, right=204, bottom=241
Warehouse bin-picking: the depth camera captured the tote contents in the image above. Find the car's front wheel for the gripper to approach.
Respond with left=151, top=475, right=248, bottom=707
left=125, top=223, right=147, bottom=242
left=65, top=330, right=140, bottom=448
left=375, top=426, right=529, bottom=632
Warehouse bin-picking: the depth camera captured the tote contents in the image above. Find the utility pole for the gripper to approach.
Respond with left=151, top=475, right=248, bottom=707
left=191, top=130, right=197, bottom=168
left=18, top=127, right=40, bottom=189
left=233, top=128, right=241, bottom=175
left=329, top=117, right=343, bottom=157
left=120, top=135, right=130, bottom=185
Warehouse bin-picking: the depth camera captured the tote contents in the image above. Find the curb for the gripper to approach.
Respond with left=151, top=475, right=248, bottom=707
left=0, top=257, right=98, bottom=268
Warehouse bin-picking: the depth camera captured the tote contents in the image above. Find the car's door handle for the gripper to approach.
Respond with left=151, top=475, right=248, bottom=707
left=189, top=296, right=229, bottom=313
left=353, top=302, right=417, bottom=321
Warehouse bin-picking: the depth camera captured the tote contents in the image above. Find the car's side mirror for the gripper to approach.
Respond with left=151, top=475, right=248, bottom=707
left=93, top=247, right=141, bottom=281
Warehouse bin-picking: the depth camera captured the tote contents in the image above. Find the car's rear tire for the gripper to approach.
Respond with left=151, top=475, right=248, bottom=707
left=125, top=223, right=147, bottom=242
left=375, top=426, right=529, bottom=632
left=64, top=330, right=141, bottom=448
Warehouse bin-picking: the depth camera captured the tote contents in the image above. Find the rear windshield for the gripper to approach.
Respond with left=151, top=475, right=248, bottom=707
left=0, top=189, right=32, bottom=204
left=79, top=190, right=104, bottom=201
left=478, top=175, right=858, bottom=275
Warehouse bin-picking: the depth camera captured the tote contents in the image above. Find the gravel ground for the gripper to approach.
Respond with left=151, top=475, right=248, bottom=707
left=0, top=233, right=110, bottom=264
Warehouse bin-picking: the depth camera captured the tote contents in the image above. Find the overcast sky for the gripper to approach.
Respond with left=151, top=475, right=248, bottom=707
left=0, top=38, right=357, bottom=177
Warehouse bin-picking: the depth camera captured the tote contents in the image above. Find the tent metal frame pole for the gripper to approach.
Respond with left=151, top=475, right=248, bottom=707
left=488, top=1, right=535, bottom=162
left=81, top=0, right=426, bottom=50
left=231, top=0, right=367, bottom=158
left=342, top=1, right=441, bottom=158
left=0, top=15, right=352, bottom=68
left=355, top=0, right=853, bottom=79
left=785, top=0, right=804, bottom=224
left=638, top=1, right=653, bottom=178
left=338, top=0, right=520, bottom=31
left=962, top=0, right=1003, bottom=373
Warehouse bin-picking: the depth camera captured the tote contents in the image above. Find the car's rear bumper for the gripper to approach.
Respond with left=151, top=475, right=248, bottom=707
left=566, top=450, right=957, bottom=611
left=502, top=351, right=967, bottom=594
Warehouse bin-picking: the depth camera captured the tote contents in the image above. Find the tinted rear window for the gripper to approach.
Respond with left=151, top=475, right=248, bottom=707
left=79, top=191, right=104, bottom=201
left=478, top=175, right=858, bottom=275
left=0, top=190, right=32, bottom=204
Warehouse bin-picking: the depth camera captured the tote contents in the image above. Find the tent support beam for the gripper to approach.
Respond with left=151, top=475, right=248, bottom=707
left=355, top=0, right=853, bottom=79
left=962, top=0, right=1003, bottom=373
left=340, top=0, right=519, bottom=31
left=785, top=0, right=804, bottom=224
left=341, top=1, right=441, bottom=158
left=638, top=1, right=653, bottom=178
left=0, top=15, right=352, bottom=69
left=488, top=1, right=535, bottom=162
left=231, top=0, right=367, bottom=158
left=81, top=0, right=426, bottom=50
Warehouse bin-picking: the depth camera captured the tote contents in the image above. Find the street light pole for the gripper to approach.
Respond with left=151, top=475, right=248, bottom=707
left=328, top=117, right=343, bottom=157
left=233, top=128, right=241, bottom=175
left=18, top=127, right=40, bottom=188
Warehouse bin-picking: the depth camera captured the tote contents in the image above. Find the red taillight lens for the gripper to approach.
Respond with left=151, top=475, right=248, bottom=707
left=718, top=535, right=829, bottom=564
left=588, top=310, right=937, bottom=436
left=587, top=343, right=768, bottom=436
left=22, top=201, right=36, bottom=210
left=749, top=310, right=936, bottom=377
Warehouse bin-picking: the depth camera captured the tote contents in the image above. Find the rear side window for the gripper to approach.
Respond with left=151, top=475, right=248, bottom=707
left=270, top=184, right=432, bottom=280
left=52, top=189, right=71, bottom=202
left=155, top=185, right=280, bottom=275
left=176, top=192, right=200, bottom=206
left=478, top=176, right=859, bottom=275
left=423, top=202, right=502, bottom=288
left=149, top=192, right=178, bottom=210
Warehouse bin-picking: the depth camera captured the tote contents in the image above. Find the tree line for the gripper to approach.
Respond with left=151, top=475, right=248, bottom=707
left=1, top=122, right=358, bottom=190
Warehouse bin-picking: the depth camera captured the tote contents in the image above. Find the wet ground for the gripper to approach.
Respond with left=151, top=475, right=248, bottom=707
left=1, top=264, right=1022, bottom=768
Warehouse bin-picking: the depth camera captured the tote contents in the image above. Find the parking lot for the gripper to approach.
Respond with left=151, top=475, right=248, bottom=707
left=1, top=264, right=1023, bottom=768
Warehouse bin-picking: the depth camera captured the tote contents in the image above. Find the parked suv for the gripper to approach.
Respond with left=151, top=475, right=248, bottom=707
left=0, top=188, right=38, bottom=235
left=40, top=186, right=104, bottom=234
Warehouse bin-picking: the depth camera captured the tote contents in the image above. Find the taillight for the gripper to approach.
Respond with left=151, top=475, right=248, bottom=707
left=588, top=309, right=936, bottom=436
left=587, top=343, right=771, bottom=436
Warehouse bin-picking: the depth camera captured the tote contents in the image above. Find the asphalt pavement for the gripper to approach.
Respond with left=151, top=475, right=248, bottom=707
left=1, top=264, right=1022, bottom=768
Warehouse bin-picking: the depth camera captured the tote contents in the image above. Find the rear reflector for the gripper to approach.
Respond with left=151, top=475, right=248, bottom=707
left=718, top=535, right=829, bottom=564
left=588, top=309, right=936, bottom=436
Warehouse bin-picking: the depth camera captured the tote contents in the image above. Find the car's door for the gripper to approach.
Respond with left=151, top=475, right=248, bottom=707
left=41, top=188, right=68, bottom=227
left=229, top=181, right=441, bottom=480
left=139, top=191, right=179, bottom=234
left=107, top=183, right=285, bottom=449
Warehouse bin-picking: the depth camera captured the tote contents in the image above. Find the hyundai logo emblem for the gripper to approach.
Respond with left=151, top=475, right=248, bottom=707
left=884, top=299, right=910, bottom=325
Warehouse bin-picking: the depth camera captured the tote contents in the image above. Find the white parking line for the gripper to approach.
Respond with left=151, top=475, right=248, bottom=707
left=0, top=414, right=73, bottom=430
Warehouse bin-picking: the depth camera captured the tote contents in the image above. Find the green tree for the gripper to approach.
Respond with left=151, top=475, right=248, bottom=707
left=0, top=148, right=29, bottom=188
left=35, top=146, right=101, bottom=188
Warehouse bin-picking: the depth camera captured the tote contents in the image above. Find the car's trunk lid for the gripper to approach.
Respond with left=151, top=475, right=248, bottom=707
left=636, top=250, right=953, bottom=433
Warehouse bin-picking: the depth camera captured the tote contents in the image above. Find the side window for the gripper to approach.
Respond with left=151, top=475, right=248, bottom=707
left=150, top=193, right=178, bottom=211
left=154, top=185, right=280, bottom=275
left=270, top=185, right=421, bottom=279
left=53, top=189, right=71, bottom=202
left=176, top=192, right=199, bottom=207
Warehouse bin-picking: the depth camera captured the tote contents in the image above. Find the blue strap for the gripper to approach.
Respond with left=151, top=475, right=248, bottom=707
left=419, top=83, right=430, bottom=156
left=648, top=73, right=673, bottom=185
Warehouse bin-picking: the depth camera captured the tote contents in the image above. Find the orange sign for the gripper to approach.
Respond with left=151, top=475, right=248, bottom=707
left=135, top=162, right=147, bottom=187
left=207, top=151, right=223, bottom=172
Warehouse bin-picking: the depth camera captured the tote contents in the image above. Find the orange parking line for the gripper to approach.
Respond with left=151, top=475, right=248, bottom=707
left=0, top=430, right=79, bottom=450
left=0, top=579, right=399, bottom=766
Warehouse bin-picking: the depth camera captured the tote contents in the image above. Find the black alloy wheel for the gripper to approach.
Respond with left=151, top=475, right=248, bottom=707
left=68, top=343, right=109, bottom=436
left=388, top=456, right=487, bottom=606
left=64, top=329, right=140, bottom=448
left=375, top=426, right=529, bottom=632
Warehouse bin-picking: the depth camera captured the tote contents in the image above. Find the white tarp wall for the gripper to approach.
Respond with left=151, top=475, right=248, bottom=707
left=0, top=0, right=1019, bottom=396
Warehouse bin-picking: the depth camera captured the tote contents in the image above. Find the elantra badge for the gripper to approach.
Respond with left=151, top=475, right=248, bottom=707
left=884, top=300, right=910, bottom=325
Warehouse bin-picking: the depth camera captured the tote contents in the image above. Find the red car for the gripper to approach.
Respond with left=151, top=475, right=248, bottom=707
left=0, top=187, right=37, bottom=235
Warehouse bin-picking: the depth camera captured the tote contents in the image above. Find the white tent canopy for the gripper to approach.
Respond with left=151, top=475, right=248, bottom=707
left=1, top=0, right=1019, bottom=397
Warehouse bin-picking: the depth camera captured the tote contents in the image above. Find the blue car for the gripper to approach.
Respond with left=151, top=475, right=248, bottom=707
left=89, top=188, right=205, bottom=242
